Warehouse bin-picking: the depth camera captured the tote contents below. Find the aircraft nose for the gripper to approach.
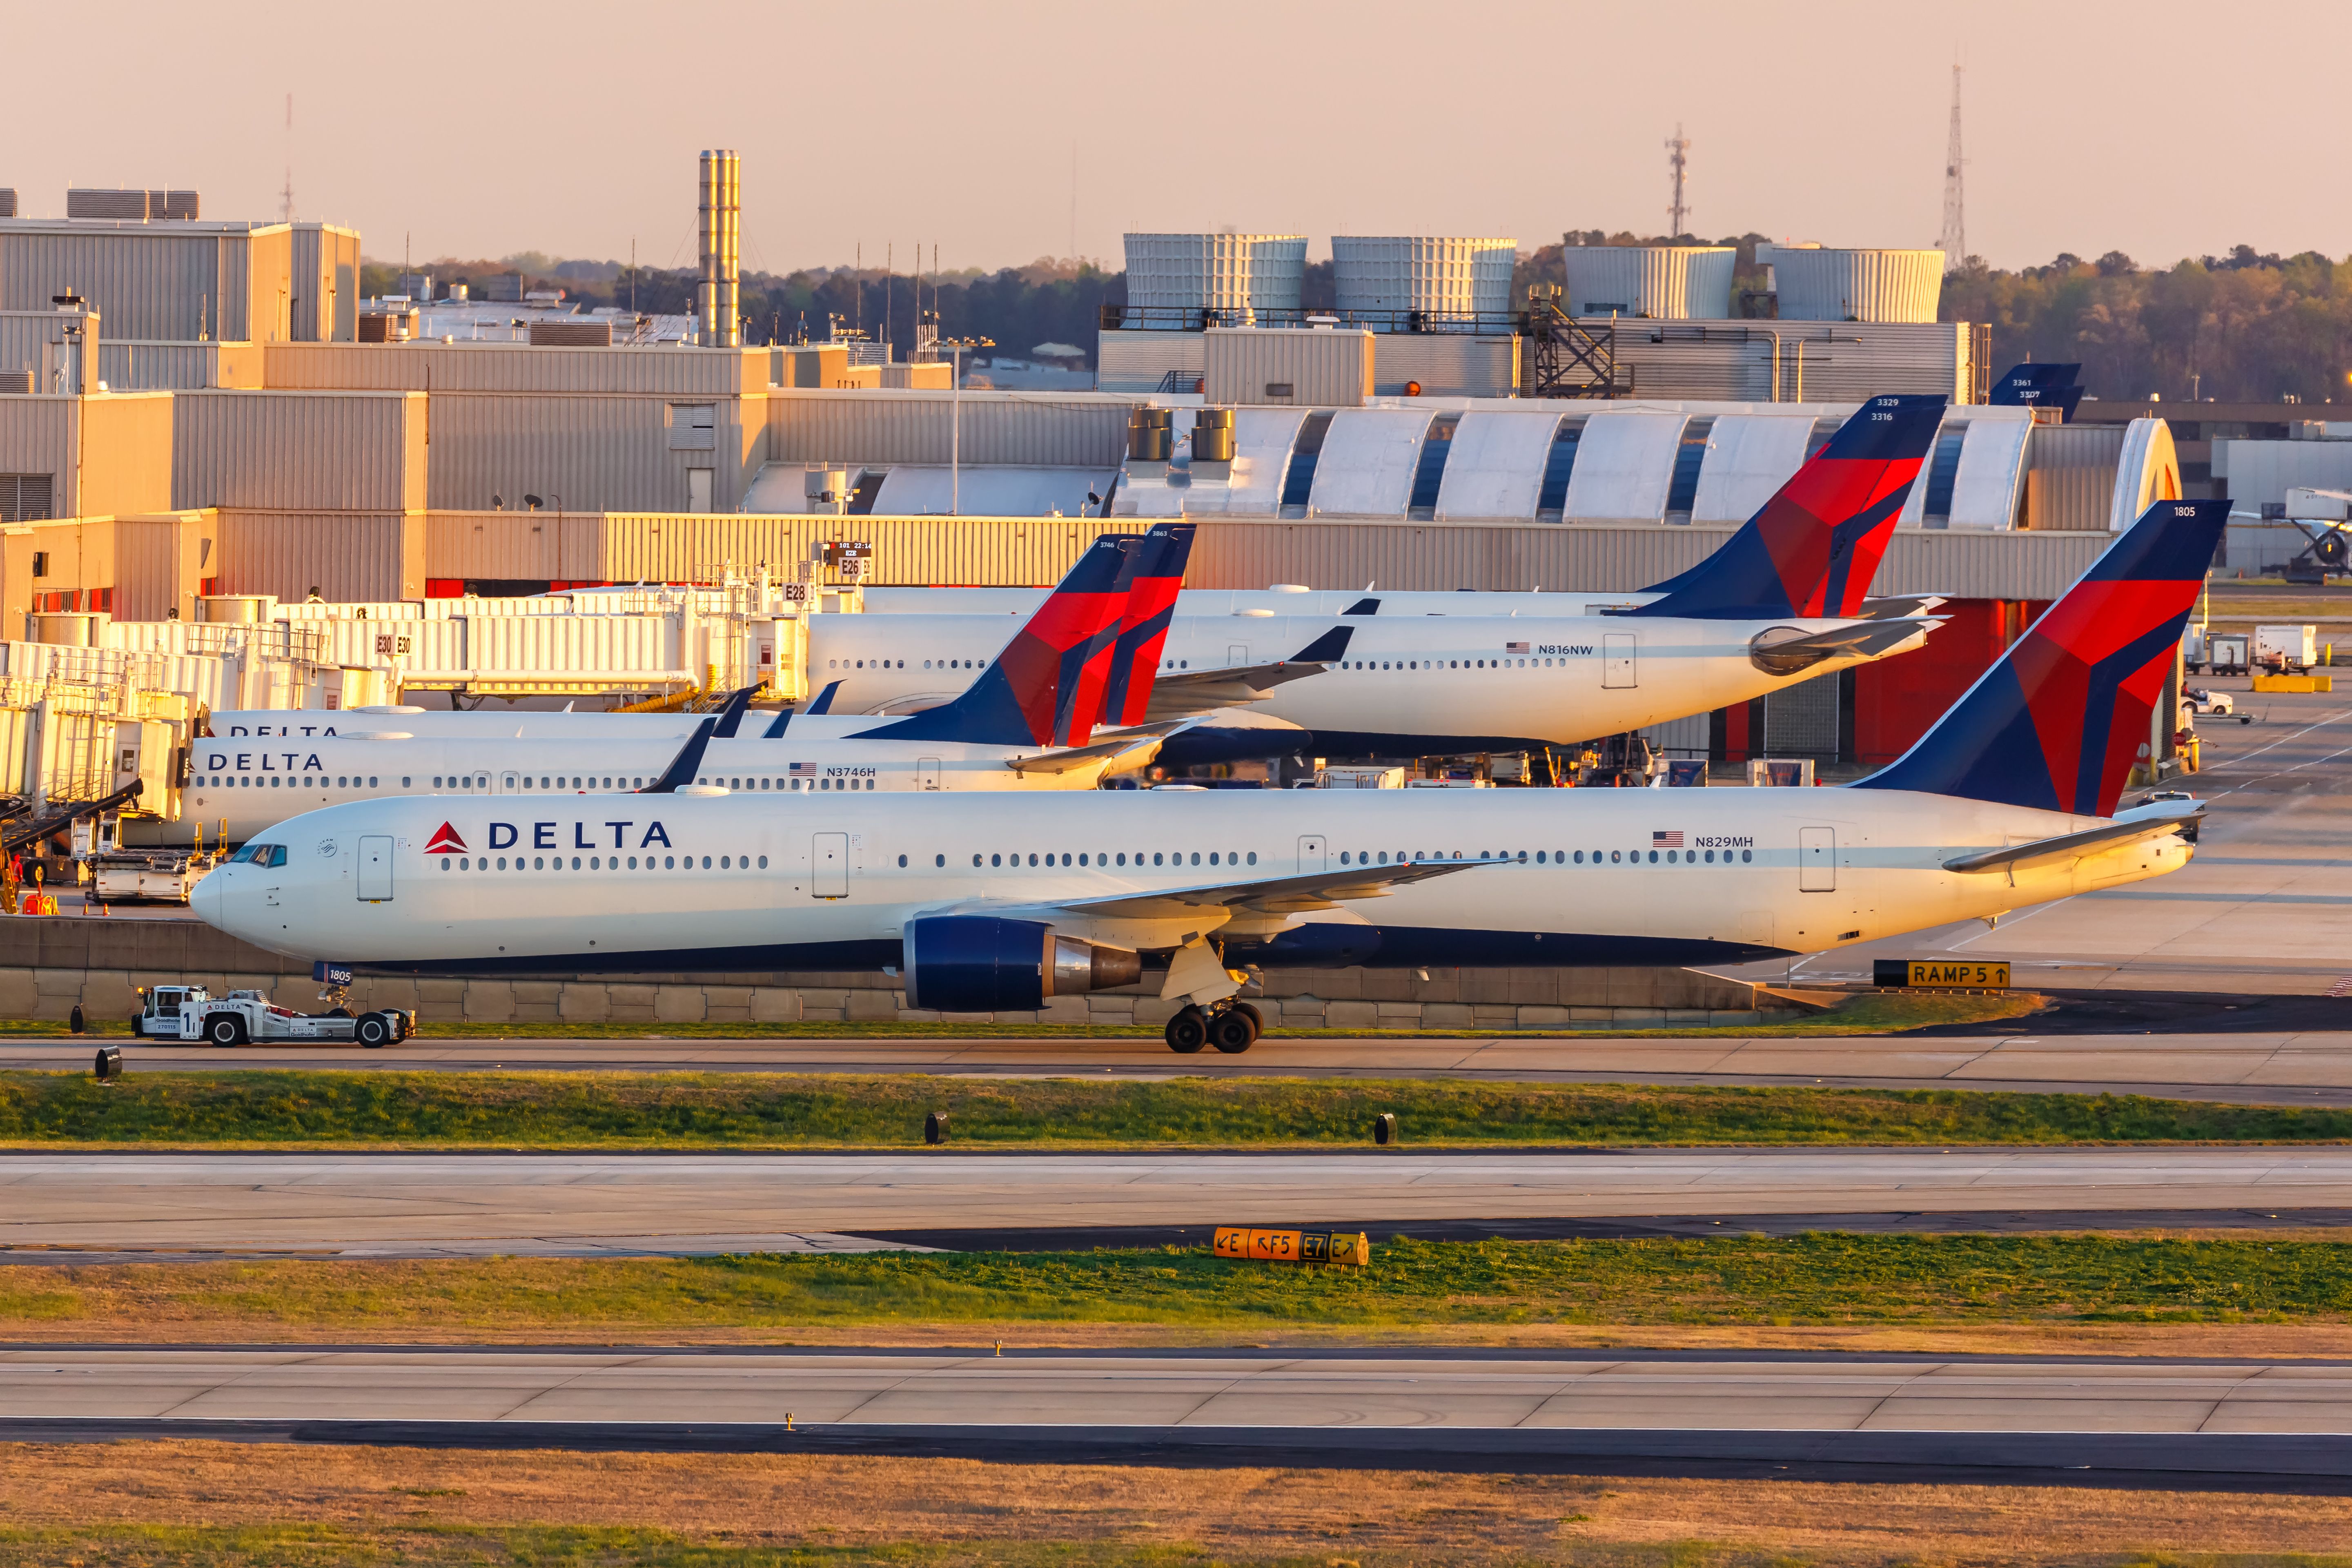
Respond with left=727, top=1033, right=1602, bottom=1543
left=191, top=865, right=232, bottom=933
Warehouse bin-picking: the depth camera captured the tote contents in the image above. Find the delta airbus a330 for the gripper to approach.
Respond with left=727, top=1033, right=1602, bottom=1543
left=179, top=524, right=1357, bottom=843
left=800, top=394, right=1952, bottom=759
left=197, top=497, right=2225, bottom=1056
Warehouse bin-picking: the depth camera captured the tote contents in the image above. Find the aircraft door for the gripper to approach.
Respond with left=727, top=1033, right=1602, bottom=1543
left=812, top=832, right=849, bottom=899
left=499, top=772, right=519, bottom=793
left=1227, top=644, right=1251, bottom=666
left=1297, top=835, right=1327, bottom=873
left=1797, top=826, right=1836, bottom=892
left=1602, top=633, right=1637, bottom=688
left=357, top=835, right=394, bottom=901
left=917, top=758, right=942, bottom=791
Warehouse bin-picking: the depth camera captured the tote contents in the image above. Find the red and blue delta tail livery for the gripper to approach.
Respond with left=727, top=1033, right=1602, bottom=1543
left=1633, top=393, right=1946, bottom=620
left=1096, top=522, right=1198, bottom=730
left=852, top=534, right=1136, bottom=748
left=1854, top=498, right=2230, bottom=818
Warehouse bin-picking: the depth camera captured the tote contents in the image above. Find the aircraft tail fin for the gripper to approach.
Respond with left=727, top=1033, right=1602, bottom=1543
left=1097, top=522, right=1199, bottom=729
left=852, top=535, right=1134, bottom=746
left=1852, top=498, right=2228, bottom=817
left=1635, top=392, right=1945, bottom=619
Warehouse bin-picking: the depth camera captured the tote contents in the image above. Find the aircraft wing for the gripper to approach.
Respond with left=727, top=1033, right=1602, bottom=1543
left=1003, top=720, right=1190, bottom=775
left=1942, top=800, right=2203, bottom=875
left=1141, top=626, right=1354, bottom=720
left=1751, top=616, right=1938, bottom=676
left=947, top=856, right=1506, bottom=922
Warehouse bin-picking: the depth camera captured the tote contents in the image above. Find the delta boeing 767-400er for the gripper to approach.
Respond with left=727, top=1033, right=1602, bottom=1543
left=196, top=498, right=2227, bottom=1055
left=208, top=394, right=1951, bottom=765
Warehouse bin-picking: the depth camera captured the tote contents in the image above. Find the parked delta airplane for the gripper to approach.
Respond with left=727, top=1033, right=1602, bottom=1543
left=799, top=393, right=1950, bottom=757
left=196, top=497, right=2226, bottom=1056
left=210, top=392, right=1948, bottom=760
left=178, top=524, right=1346, bottom=843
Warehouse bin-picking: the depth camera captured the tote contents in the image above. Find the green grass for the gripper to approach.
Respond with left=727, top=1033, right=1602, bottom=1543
left=13, top=1235, right=2352, bottom=1335
left=0, top=989, right=2040, bottom=1040
left=2, top=1069, right=2348, bottom=1149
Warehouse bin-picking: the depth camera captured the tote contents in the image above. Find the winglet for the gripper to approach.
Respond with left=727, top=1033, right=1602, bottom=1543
left=1287, top=624, right=1354, bottom=665
left=639, top=717, right=720, bottom=794
left=710, top=686, right=754, bottom=738
left=1853, top=498, right=2229, bottom=817
left=1635, top=393, right=1946, bottom=619
left=804, top=679, right=843, bottom=716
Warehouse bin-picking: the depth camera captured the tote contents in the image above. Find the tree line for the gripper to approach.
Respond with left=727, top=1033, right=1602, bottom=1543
left=363, top=241, right=2352, bottom=399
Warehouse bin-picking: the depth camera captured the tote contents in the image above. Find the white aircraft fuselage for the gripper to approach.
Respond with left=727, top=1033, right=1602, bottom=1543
left=806, top=610, right=1931, bottom=750
left=195, top=784, right=2191, bottom=977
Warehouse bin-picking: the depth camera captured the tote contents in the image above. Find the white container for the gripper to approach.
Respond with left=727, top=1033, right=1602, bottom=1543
left=1122, top=234, right=1307, bottom=323
left=1559, top=245, right=1735, bottom=319
left=1762, top=245, right=1945, bottom=323
left=2255, top=624, right=2318, bottom=669
left=1331, top=236, right=1517, bottom=325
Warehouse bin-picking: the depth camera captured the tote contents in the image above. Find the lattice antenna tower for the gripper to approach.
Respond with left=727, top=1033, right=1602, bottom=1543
left=1937, top=64, right=1967, bottom=271
left=1664, top=124, right=1691, bottom=238
left=280, top=94, right=295, bottom=223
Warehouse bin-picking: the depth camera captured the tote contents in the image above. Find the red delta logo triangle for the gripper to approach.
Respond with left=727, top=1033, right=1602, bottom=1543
left=424, top=822, right=467, bottom=854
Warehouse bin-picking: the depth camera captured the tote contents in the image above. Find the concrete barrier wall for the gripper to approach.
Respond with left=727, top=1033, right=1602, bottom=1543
left=0, top=917, right=1780, bottom=1031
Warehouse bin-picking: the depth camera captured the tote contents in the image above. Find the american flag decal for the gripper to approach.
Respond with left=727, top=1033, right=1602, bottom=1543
left=1652, top=830, right=1684, bottom=848
left=1505, top=641, right=1530, bottom=654
left=788, top=762, right=814, bottom=774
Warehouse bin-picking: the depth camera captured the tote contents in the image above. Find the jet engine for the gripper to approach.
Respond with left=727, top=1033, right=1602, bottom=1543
left=902, top=915, right=1143, bottom=1012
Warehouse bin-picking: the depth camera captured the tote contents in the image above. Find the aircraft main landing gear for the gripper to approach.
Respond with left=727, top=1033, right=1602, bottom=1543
left=1165, top=1002, right=1261, bottom=1055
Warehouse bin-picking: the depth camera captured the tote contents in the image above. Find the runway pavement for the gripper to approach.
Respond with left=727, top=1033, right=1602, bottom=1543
left=6, top=1346, right=2352, bottom=1477
left=12, top=1029, right=2352, bottom=1106
left=10, top=1149, right=2352, bottom=1258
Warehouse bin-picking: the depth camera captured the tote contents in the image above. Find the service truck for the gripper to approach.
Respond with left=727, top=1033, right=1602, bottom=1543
left=134, top=985, right=412, bottom=1047
left=2256, top=624, right=2320, bottom=673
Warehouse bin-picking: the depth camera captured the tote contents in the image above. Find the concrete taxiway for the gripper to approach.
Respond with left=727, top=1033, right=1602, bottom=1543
left=15, top=1030, right=2352, bottom=1106
left=6, top=1347, right=2351, bottom=1477
left=8, top=1149, right=2352, bottom=1258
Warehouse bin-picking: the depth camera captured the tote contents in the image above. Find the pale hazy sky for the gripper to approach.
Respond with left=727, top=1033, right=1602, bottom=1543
left=18, top=0, right=2342, bottom=274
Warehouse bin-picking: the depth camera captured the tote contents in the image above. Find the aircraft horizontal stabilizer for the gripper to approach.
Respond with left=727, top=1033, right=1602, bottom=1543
left=1748, top=617, right=1937, bottom=676
left=1003, top=720, right=1191, bottom=775
left=1142, top=626, right=1353, bottom=720
left=1851, top=593, right=1947, bottom=621
left=1941, top=800, right=2203, bottom=875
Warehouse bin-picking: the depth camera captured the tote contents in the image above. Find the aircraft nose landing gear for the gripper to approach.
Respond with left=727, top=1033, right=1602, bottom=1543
left=1166, top=1001, right=1261, bottom=1055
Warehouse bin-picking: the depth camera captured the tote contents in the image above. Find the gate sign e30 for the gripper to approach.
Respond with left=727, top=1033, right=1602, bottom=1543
left=1873, top=959, right=2011, bottom=989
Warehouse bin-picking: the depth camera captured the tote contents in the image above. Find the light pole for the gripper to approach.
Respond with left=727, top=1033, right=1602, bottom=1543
left=938, top=336, right=993, bottom=514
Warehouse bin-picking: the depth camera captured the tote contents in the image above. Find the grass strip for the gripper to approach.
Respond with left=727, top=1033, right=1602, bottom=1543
left=2, top=1069, right=2348, bottom=1148
left=10, top=1236, right=2352, bottom=1334
left=0, top=990, right=2040, bottom=1040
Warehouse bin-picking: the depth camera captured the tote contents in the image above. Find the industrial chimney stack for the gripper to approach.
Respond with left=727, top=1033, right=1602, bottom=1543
left=698, top=149, right=742, bottom=348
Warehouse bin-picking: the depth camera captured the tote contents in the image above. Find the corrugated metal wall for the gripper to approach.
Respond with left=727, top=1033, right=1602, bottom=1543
left=114, top=510, right=210, bottom=622
left=98, top=340, right=265, bottom=390
left=1605, top=322, right=1967, bottom=405
left=1204, top=329, right=1373, bottom=408
left=1176, top=518, right=2107, bottom=599
left=765, top=391, right=1131, bottom=468
left=425, top=393, right=750, bottom=514
left=286, top=225, right=359, bottom=343
left=460, top=615, right=680, bottom=675
left=590, top=514, right=1153, bottom=587
left=412, top=513, right=2107, bottom=601
left=0, top=397, right=74, bottom=512
left=261, top=342, right=767, bottom=394
left=76, top=393, right=175, bottom=517
left=1370, top=335, right=1518, bottom=397
left=1096, top=330, right=1201, bottom=394
left=2021, top=423, right=2125, bottom=530
left=217, top=510, right=424, bottom=602
left=172, top=390, right=424, bottom=510
left=0, top=225, right=291, bottom=341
